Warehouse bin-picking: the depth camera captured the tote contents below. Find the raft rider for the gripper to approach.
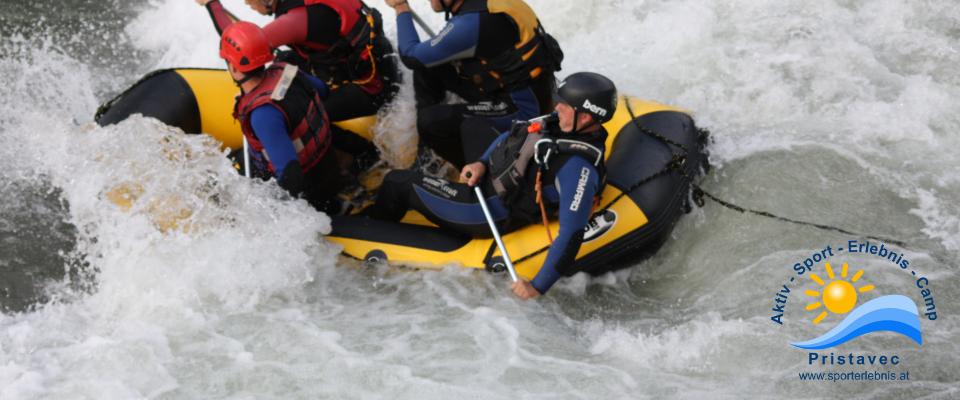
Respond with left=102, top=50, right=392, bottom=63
left=365, top=72, right=617, bottom=299
left=220, top=21, right=345, bottom=214
left=198, top=0, right=399, bottom=173
left=383, top=0, right=564, bottom=169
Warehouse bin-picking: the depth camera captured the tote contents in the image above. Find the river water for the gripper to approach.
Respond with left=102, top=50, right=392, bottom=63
left=1, top=1, right=958, bottom=398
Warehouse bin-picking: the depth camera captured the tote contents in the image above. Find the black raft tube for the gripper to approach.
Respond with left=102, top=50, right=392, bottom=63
left=95, top=69, right=203, bottom=134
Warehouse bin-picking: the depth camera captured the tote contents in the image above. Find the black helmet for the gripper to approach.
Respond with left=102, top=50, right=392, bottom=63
left=554, top=72, right=618, bottom=124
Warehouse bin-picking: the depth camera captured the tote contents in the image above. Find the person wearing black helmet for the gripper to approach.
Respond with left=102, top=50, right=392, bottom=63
left=383, top=0, right=564, bottom=169
left=365, top=72, right=616, bottom=299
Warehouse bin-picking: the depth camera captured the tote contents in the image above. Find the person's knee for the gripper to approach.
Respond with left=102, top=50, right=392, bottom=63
left=460, top=118, right=500, bottom=163
left=381, top=169, right=418, bottom=192
left=366, top=169, right=417, bottom=220
left=324, top=85, right=380, bottom=120
left=417, top=105, right=461, bottom=141
left=460, top=117, right=499, bottom=139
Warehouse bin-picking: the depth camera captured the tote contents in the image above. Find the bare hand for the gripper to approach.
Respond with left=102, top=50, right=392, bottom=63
left=459, top=162, right=486, bottom=186
left=384, top=0, right=409, bottom=9
left=195, top=0, right=215, bottom=6
left=511, top=280, right=541, bottom=300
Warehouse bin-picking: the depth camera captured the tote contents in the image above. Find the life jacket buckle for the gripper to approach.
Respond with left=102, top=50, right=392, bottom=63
left=534, top=138, right=558, bottom=169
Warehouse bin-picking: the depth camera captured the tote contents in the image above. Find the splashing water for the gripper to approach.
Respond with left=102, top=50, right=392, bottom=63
left=1, top=1, right=958, bottom=399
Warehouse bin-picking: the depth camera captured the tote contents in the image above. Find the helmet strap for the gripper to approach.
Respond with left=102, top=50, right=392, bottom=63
left=571, top=110, right=583, bottom=133
left=236, top=73, right=256, bottom=86
left=235, top=69, right=264, bottom=88
left=571, top=111, right=600, bottom=133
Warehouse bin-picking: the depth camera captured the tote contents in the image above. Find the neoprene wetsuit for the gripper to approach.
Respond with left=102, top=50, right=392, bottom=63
left=368, top=129, right=602, bottom=294
left=393, top=2, right=556, bottom=168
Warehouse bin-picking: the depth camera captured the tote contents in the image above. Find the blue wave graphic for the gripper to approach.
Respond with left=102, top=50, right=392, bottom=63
left=792, top=295, right=922, bottom=350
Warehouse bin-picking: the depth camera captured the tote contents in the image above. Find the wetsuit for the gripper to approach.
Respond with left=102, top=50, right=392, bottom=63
left=205, top=0, right=397, bottom=171
left=367, top=124, right=605, bottom=294
left=395, top=0, right=560, bottom=168
left=241, top=66, right=343, bottom=214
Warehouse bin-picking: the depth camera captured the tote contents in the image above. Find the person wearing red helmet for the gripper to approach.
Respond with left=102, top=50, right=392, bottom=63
left=198, top=0, right=399, bottom=174
left=222, top=21, right=345, bottom=214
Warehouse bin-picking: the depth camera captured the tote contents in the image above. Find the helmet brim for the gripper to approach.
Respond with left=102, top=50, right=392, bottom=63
left=552, top=89, right=567, bottom=106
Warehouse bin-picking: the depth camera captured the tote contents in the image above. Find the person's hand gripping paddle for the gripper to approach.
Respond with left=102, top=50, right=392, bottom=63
left=461, top=165, right=520, bottom=283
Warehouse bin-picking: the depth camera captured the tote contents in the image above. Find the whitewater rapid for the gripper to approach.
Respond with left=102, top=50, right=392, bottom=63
left=1, top=1, right=958, bottom=398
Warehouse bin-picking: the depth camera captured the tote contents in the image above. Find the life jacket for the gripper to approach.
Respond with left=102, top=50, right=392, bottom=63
left=275, top=0, right=392, bottom=90
left=234, top=63, right=332, bottom=174
left=486, top=119, right=607, bottom=226
left=455, top=0, right=563, bottom=95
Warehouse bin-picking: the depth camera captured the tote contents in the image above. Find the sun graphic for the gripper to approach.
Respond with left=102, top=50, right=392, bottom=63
left=804, top=263, right=875, bottom=325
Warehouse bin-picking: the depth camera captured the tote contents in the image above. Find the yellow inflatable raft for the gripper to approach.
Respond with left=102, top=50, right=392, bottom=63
left=97, top=68, right=710, bottom=280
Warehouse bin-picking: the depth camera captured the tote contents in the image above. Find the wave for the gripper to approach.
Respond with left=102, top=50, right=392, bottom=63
left=791, top=295, right=922, bottom=350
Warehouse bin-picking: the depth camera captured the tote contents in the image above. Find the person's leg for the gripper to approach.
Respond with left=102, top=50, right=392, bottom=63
left=303, top=151, right=346, bottom=214
left=364, top=169, right=420, bottom=221
left=459, top=117, right=501, bottom=164
left=408, top=175, right=510, bottom=236
left=412, top=65, right=461, bottom=110
left=416, top=103, right=470, bottom=167
left=322, top=85, right=382, bottom=173
left=323, top=84, right=381, bottom=121
left=367, top=169, right=509, bottom=236
left=429, top=93, right=523, bottom=168
left=413, top=69, right=546, bottom=169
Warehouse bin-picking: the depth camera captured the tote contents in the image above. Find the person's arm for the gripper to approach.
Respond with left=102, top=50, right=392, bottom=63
left=528, top=157, right=601, bottom=294
left=395, top=13, right=482, bottom=70
left=200, top=0, right=239, bottom=35
left=261, top=8, right=310, bottom=49
left=300, top=71, right=330, bottom=99
left=200, top=0, right=309, bottom=48
left=249, top=105, right=305, bottom=194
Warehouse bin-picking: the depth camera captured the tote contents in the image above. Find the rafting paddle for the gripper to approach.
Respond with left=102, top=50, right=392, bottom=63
left=409, top=10, right=436, bottom=37
left=465, top=170, right=519, bottom=283
left=242, top=136, right=251, bottom=178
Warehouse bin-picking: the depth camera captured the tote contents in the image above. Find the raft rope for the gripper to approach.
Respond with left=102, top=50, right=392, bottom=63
left=534, top=170, right=554, bottom=243
left=506, top=98, right=907, bottom=267
left=615, top=99, right=909, bottom=248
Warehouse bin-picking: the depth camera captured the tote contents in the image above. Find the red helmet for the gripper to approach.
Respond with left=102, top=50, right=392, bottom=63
left=219, top=21, right=274, bottom=73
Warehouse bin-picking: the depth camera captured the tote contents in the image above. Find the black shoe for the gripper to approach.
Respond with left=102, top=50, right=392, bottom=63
left=412, top=147, right=447, bottom=177
left=351, top=148, right=382, bottom=175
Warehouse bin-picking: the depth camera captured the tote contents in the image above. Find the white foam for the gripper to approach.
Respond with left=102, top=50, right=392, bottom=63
left=1, top=0, right=959, bottom=398
left=126, top=0, right=273, bottom=69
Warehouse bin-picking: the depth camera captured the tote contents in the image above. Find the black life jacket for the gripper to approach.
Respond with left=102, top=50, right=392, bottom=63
left=275, top=0, right=393, bottom=90
left=234, top=63, right=332, bottom=174
left=486, top=120, right=607, bottom=226
left=455, top=0, right=563, bottom=94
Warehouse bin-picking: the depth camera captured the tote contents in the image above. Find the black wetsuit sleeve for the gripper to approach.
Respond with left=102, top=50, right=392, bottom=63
left=530, top=157, right=601, bottom=293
